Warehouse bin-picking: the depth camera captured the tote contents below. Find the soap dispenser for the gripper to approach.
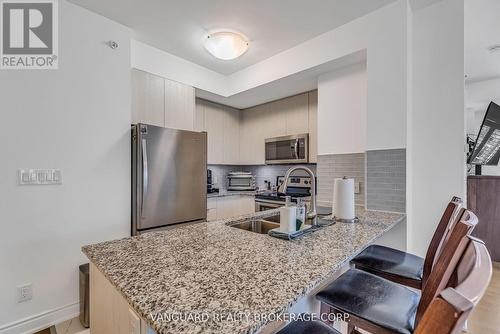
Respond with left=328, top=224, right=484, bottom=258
left=280, top=196, right=297, bottom=233
left=296, top=198, right=306, bottom=230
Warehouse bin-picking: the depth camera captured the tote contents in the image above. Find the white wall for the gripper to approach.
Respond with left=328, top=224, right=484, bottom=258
left=0, top=1, right=131, bottom=332
left=318, top=63, right=367, bottom=154
left=407, top=0, right=465, bottom=256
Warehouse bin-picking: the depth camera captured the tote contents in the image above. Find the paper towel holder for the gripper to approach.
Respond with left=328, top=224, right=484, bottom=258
left=333, top=176, right=358, bottom=223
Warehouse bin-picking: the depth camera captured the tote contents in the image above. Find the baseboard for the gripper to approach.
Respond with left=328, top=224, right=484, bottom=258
left=0, top=302, right=79, bottom=334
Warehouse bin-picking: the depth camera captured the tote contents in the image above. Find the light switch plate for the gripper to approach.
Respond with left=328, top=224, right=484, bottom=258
left=18, top=169, right=62, bottom=185
left=354, top=182, right=360, bottom=194
left=17, top=283, right=33, bottom=303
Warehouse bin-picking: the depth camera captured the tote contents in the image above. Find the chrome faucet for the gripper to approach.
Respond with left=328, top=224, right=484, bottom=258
left=278, top=166, right=317, bottom=224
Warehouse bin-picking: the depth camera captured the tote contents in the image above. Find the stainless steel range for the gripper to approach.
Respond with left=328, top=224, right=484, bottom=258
left=254, top=175, right=313, bottom=212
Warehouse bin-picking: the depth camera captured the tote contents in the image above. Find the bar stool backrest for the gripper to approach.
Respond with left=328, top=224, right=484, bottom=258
left=415, top=237, right=492, bottom=334
left=422, top=197, right=463, bottom=286
left=416, top=208, right=478, bottom=325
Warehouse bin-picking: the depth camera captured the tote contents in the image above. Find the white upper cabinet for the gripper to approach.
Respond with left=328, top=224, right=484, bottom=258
left=204, top=101, right=225, bottom=164
left=270, top=93, right=309, bottom=136
left=194, top=101, right=205, bottom=132
left=164, top=78, right=195, bottom=131
left=131, top=69, right=164, bottom=127
left=223, top=105, right=240, bottom=164
left=131, top=69, right=196, bottom=131
left=195, top=92, right=317, bottom=166
left=198, top=99, right=241, bottom=165
left=239, top=103, right=268, bottom=165
left=239, top=92, right=313, bottom=165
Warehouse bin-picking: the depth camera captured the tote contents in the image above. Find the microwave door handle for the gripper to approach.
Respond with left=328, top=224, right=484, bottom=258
left=293, top=139, right=299, bottom=159
left=141, top=138, right=148, bottom=218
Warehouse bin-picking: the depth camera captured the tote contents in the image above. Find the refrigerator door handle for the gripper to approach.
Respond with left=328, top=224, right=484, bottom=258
left=141, top=138, right=148, bottom=218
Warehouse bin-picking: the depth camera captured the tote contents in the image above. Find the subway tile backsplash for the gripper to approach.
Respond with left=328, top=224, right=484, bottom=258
left=366, top=149, right=406, bottom=213
left=207, top=164, right=316, bottom=190
left=209, top=149, right=406, bottom=214
left=317, top=153, right=365, bottom=207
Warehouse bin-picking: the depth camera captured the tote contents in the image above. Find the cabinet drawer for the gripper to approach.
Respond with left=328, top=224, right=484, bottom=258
left=207, top=197, right=217, bottom=209
left=207, top=208, right=217, bottom=222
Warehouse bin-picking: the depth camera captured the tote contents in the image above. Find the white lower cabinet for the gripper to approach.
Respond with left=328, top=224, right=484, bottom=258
left=90, top=263, right=149, bottom=334
left=206, top=196, right=255, bottom=221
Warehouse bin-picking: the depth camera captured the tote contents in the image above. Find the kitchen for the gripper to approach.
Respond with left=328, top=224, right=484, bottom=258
left=1, top=0, right=498, bottom=334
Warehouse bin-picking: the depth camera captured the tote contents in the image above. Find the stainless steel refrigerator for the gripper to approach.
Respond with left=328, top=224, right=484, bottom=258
left=132, top=123, right=207, bottom=235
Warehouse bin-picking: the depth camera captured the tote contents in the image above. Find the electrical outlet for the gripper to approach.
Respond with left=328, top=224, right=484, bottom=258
left=17, top=284, right=33, bottom=303
left=354, top=182, right=361, bottom=194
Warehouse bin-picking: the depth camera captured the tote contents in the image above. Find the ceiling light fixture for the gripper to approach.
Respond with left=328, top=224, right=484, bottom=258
left=488, top=44, right=500, bottom=53
left=204, top=31, right=249, bottom=60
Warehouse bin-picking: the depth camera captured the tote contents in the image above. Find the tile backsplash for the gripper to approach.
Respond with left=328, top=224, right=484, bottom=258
left=207, top=164, right=316, bottom=190
left=317, top=153, right=365, bottom=207
left=366, top=149, right=406, bottom=213
left=208, top=149, right=406, bottom=214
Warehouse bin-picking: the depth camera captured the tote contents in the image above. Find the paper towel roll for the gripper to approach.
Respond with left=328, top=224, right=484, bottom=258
left=333, top=177, right=355, bottom=220
left=279, top=206, right=297, bottom=233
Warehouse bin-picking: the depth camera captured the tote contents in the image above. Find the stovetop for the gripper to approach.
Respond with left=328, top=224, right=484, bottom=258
left=255, top=191, right=310, bottom=202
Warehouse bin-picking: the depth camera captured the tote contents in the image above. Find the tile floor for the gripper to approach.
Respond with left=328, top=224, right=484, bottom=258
left=466, top=262, right=500, bottom=333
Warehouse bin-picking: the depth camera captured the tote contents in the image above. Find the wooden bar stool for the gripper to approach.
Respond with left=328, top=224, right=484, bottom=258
left=275, top=233, right=491, bottom=334
left=351, top=196, right=463, bottom=289
left=315, top=209, right=478, bottom=334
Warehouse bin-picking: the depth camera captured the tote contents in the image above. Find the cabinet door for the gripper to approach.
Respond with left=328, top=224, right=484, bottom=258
left=131, top=69, right=164, bottom=127
left=285, top=93, right=309, bottom=135
left=240, top=104, right=267, bottom=165
left=240, top=196, right=256, bottom=215
left=164, top=78, right=195, bottom=131
left=266, top=100, right=287, bottom=138
left=204, top=102, right=225, bottom=164
left=268, top=94, right=308, bottom=136
left=308, top=91, right=318, bottom=163
left=223, top=106, right=240, bottom=164
left=194, top=99, right=205, bottom=132
left=207, top=208, right=217, bottom=221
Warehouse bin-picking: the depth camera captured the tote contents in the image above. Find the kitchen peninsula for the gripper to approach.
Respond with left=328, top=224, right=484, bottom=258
left=83, top=209, right=404, bottom=334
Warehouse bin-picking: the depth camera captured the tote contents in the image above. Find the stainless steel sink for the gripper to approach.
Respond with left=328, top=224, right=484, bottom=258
left=230, top=213, right=335, bottom=235
left=263, top=214, right=280, bottom=223
left=230, top=219, right=280, bottom=234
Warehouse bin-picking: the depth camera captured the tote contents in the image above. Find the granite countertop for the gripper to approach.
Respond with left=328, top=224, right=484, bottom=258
left=207, top=189, right=258, bottom=198
left=82, top=209, right=405, bottom=334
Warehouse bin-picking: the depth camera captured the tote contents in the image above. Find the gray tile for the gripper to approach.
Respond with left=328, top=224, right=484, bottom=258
left=317, top=153, right=365, bottom=206
left=366, top=149, right=406, bottom=213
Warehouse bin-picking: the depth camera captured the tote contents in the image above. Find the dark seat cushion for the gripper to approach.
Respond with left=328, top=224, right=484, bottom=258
left=316, top=269, right=420, bottom=334
left=276, top=319, right=340, bottom=334
left=351, top=244, right=424, bottom=281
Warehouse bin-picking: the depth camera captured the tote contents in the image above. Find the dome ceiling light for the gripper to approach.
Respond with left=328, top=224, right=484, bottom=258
left=204, top=31, right=249, bottom=60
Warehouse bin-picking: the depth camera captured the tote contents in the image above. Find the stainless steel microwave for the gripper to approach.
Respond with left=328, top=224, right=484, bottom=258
left=265, top=134, right=309, bottom=164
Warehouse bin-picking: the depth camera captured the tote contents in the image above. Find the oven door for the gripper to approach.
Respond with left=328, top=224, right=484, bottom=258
left=265, top=134, right=309, bottom=164
left=255, top=199, right=284, bottom=212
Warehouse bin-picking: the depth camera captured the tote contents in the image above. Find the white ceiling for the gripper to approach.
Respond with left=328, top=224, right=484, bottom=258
left=465, top=0, right=500, bottom=83
left=69, top=0, right=395, bottom=75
